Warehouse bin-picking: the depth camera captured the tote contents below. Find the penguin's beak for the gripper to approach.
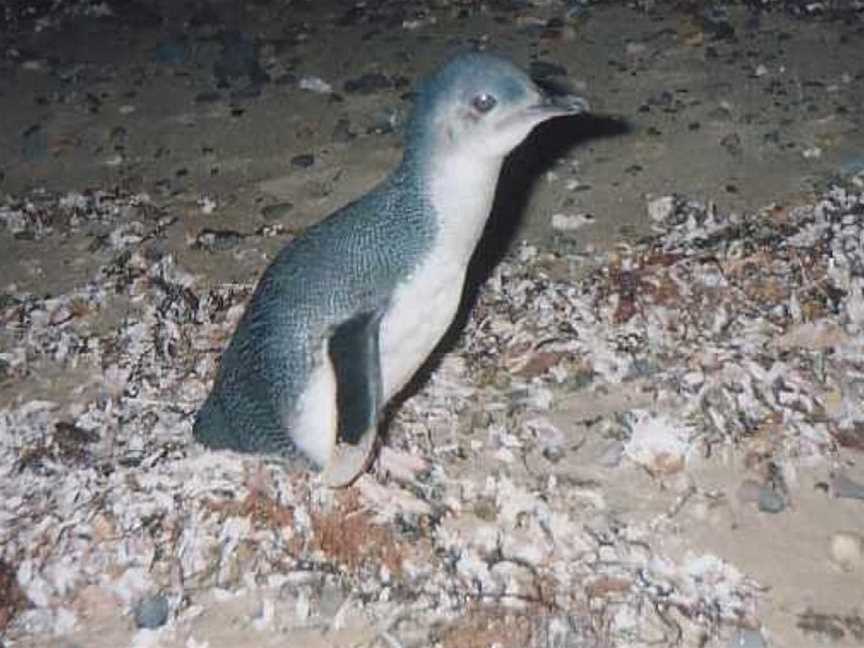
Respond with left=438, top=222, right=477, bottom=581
left=534, top=92, right=590, bottom=117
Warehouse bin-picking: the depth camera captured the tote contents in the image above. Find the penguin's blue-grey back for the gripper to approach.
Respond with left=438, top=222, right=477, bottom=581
left=194, top=161, right=436, bottom=457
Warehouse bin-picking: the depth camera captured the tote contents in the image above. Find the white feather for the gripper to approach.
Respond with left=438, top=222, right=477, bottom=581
left=379, top=151, right=503, bottom=398
left=291, top=340, right=338, bottom=466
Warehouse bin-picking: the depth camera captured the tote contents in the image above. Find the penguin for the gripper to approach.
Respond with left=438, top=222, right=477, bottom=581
left=193, top=52, right=588, bottom=486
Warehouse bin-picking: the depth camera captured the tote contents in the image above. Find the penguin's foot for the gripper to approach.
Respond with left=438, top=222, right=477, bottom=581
left=374, top=446, right=430, bottom=483
left=321, top=424, right=378, bottom=488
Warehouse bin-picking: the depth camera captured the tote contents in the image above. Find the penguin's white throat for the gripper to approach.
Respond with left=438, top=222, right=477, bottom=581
left=378, top=148, right=504, bottom=400
left=426, top=148, right=504, bottom=260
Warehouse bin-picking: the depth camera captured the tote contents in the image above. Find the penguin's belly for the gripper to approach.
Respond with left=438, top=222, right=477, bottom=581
left=379, top=260, right=465, bottom=399
left=289, top=340, right=338, bottom=467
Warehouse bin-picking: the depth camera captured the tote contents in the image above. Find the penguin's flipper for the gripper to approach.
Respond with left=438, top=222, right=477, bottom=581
left=321, top=309, right=384, bottom=487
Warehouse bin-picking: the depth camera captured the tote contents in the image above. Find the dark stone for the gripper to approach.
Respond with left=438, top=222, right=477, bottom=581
left=152, top=37, right=190, bottom=65
left=343, top=72, right=392, bottom=94
left=261, top=202, right=295, bottom=220
left=332, top=118, right=356, bottom=143
left=195, top=91, right=222, bottom=103
left=720, top=132, right=742, bottom=156
left=291, top=154, right=315, bottom=168
left=231, top=84, right=263, bottom=100
left=530, top=60, right=568, bottom=80
left=757, top=486, right=785, bottom=513
left=133, top=594, right=170, bottom=629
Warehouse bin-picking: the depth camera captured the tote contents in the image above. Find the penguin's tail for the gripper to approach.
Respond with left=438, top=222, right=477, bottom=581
left=193, top=394, right=239, bottom=450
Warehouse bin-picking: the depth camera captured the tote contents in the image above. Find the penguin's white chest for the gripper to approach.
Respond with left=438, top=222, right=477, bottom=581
left=292, top=242, right=467, bottom=469
left=379, top=258, right=465, bottom=399
left=378, top=152, right=501, bottom=399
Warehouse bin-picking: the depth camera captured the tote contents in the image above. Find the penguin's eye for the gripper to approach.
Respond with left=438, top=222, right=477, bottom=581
left=471, top=93, right=497, bottom=114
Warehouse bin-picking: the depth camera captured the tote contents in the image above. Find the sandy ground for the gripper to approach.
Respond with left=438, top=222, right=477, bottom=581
left=1, top=1, right=864, bottom=647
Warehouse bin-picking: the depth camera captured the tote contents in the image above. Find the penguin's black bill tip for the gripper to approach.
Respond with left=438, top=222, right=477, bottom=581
left=537, top=93, right=590, bottom=116
left=532, top=75, right=589, bottom=115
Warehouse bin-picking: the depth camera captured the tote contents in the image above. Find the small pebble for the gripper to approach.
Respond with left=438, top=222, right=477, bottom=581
left=551, top=212, right=593, bottom=231
left=299, top=76, right=332, bottom=94
left=728, top=628, right=767, bottom=648
left=21, top=124, right=48, bottom=161
left=332, top=118, right=356, bottom=142
left=192, top=228, right=244, bottom=251
left=829, top=531, right=864, bottom=572
left=757, top=486, right=785, bottom=513
left=543, top=445, right=565, bottom=463
left=832, top=473, right=864, bottom=500
left=198, top=196, right=217, bottom=214
left=625, top=42, right=648, bottom=57
left=231, top=84, right=262, bottom=100
left=720, top=132, right=742, bottom=157
left=261, top=202, right=294, bottom=220
left=256, top=223, right=286, bottom=238
left=133, top=594, right=169, bottom=629
left=343, top=72, right=391, bottom=94
left=291, top=154, right=315, bottom=168
left=402, top=16, right=436, bottom=30
left=647, top=195, right=675, bottom=222
left=152, top=38, right=189, bottom=66
left=109, top=126, right=127, bottom=142
left=195, top=91, right=222, bottom=103
left=682, top=370, right=704, bottom=389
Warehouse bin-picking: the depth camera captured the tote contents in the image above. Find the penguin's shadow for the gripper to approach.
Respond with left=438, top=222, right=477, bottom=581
left=381, top=113, right=629, bottom=434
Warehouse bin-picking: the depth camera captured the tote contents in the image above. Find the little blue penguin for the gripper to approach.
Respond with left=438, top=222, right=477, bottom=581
left=193, top=52, right=589, bottom=485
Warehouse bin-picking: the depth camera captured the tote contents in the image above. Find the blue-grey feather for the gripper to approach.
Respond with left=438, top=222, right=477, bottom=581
left=193, top=162, right=434, bottom=459
left=406, top=52, right=534, bottom=154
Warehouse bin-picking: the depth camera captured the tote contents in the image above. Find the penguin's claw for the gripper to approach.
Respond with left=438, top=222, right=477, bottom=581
left=321, top=425, right=378, bottom=488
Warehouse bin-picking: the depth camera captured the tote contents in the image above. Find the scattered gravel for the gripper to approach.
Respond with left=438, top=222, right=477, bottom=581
left=1, top=1, right=862, bottom=644
left=2, top=172, right=863, bottom=643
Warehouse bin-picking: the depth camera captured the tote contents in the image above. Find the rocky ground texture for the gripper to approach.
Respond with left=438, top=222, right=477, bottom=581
left=1, top=1, right=864, bottom=647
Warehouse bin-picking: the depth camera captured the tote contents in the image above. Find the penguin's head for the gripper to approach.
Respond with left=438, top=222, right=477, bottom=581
left=406, top=52, right=588, bottom=160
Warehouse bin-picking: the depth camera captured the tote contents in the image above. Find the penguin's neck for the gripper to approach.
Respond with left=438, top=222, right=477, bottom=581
left=418, top=148, right=504, bottom=263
